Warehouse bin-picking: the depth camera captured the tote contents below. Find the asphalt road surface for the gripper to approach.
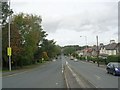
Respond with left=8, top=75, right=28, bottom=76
left=2, top=58, right=66, bottom=88
left=65, top=56, right=120, bottom=88
left=2, top=55, right=120, bottom=88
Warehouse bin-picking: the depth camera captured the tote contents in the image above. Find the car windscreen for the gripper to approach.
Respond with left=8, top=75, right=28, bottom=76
left=113, top=63, right=120, bottom=68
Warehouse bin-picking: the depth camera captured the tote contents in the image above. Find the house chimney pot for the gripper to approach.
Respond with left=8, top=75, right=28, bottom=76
left=110, top=40, right=115, bottom=44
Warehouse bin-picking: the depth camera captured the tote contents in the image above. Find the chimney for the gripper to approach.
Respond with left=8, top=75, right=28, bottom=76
left=100, top=43, right=104, bottom=46
left=110, top=40, right=115, bottom=44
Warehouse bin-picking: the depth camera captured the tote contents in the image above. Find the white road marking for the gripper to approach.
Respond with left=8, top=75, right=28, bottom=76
left=56, top=83, right=58, bottom=85
left=62, top=62, right=64, bottom=74
left=64, top=69, right=69, bottom=88
left=67, top=64, right=86, bottom=88
left=66, top=61, right=68, bottom=65
left=95, top=75, right=101, bottom=80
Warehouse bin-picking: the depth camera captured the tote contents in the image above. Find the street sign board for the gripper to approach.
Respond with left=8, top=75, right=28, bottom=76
left=7, top=47, right=12, bottom=56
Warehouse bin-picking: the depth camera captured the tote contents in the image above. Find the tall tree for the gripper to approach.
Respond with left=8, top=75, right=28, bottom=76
left=39, top=39, right=61, bottom=60
left=1, top=1, right=13, bottom=25
left=2, top=13, right=46, bottom=68
left=12, top=13, right=45, bottom=65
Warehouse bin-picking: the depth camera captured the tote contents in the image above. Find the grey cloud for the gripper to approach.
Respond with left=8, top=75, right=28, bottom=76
left=43, top=19, right=61, bottom=33
left=43, top=2, right=117, bottom=34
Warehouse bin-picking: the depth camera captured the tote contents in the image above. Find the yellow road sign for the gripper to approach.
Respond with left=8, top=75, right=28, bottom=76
left=7, top=47, right=12, bottom=56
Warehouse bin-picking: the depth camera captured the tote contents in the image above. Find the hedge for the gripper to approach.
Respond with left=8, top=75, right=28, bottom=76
left=78, top=55, right=120, bottom=65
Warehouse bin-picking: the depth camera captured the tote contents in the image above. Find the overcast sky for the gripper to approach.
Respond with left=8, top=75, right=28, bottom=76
left=11, top=0, right=119, bottom=46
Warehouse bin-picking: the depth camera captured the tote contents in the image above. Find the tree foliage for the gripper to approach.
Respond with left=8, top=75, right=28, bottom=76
left=2, top=13, right=61, bottom=69
left=2, top=13, right=46, bottom=68
left=2, top=1, right=62, bottom=69
left=38, top=39, right=61, bottom=60
left=1, top=1, right=13, bottom=25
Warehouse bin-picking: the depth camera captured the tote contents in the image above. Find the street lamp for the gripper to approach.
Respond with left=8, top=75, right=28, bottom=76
left=80, top=36, right=88, bottom=61
left=8, top=0, right=11, bottom=71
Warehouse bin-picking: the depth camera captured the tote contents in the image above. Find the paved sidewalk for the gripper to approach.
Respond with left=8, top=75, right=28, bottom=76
left=80, top=60, right=107, bottom=69
left=2, top=69, right=29, bottom=77
left=2, top=61, right=50, bottom=77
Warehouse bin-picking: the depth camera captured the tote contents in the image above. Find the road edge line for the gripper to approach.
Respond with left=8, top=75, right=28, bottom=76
left=63, top=65, right=70, bottom=89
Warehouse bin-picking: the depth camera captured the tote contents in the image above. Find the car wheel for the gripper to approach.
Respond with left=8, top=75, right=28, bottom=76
left=113, top=71, right=116, bottom=76
left=107, top=71, right=109, bottom=74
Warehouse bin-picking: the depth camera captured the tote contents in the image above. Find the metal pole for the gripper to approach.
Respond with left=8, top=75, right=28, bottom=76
left=8, top=0, right=11, bottom=71
left=96, top=36, right=99, bottom=67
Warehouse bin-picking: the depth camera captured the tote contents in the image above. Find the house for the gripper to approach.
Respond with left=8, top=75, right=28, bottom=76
left=99, top=40, right=118, bottom=56
left=77, top=40, right=119, bottom=58
left=117, top=43, right=120, bottom=54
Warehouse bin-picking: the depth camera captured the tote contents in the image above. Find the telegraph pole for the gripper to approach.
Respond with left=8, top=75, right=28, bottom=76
left=96, top=36, right=99, bottom=67
left=8, top=0, right=11, bottom=71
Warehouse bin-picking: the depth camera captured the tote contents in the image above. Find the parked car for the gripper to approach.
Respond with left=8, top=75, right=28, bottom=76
left=106, top=62, right=120, bottom=76
left=74, top=58, right=78, bottom=62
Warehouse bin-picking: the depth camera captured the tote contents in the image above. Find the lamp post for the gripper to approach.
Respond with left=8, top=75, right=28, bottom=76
left=8, top=0, right=11, bottom=71
left=80, top=36, right=88, bottom=61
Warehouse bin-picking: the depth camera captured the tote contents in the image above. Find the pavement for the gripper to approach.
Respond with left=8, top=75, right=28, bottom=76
left=2, top=61, right=55, bottom=77
left=81, top=60, right=107, bottom=69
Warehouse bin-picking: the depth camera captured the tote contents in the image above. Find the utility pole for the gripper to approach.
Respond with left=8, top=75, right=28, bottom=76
left=96, top=36, right=99, bottom=67
left=8, top=0, right=11, bottom=71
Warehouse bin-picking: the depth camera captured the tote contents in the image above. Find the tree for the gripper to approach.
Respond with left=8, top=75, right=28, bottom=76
left=39, top=39, right=61, bottom=60
left=2, top=13, right=46, bottom=69
left=13, top=13, right=45, bottom=65
left=1, top=1, right=13, bottom=26
left=63, top=46, right=76, bottom=56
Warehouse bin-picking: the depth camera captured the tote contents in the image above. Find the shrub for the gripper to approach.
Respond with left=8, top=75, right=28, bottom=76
left=106, top=55, right=120, bottom=63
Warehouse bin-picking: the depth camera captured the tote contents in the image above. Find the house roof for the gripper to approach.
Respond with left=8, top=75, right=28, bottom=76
left=105, top=43, right=117, bottom=50
left=92, top=43, right=118, bottom=51
left=92, top=46, right=100, bottom=51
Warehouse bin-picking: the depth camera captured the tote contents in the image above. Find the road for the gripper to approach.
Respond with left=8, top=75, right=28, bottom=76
left=65, top=56, right=119, bottom=88
left=2, top=55, right=120, bottom=88
left=2, top=58, right=66, bottom=88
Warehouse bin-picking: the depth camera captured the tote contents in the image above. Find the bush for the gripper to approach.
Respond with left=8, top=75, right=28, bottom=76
left=106, top=55, right=120, bottom=63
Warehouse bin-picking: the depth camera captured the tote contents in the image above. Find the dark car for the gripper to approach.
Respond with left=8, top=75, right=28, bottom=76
left=106, top=62, right=120, bottom=76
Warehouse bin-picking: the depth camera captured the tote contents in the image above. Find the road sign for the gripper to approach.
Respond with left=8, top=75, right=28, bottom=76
left=7, top=47, right=12, bottom=56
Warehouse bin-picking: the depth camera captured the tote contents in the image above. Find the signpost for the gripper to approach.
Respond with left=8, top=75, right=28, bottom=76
left=7, top=47, right=12, bottom=56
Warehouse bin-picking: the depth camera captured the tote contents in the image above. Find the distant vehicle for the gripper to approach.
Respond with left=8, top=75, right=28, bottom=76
left=106, top=62, right=120, bottom=76
left=70, top=56, right=74, bottom=60
left=52, top=59, right=56, bottom=62
left=74, top=58, right=78, bottom=62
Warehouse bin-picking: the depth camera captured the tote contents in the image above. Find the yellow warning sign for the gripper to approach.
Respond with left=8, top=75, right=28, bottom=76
left=7, top=47, right=12, bottom=56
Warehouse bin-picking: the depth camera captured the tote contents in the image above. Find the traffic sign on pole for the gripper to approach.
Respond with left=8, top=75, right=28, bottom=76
left=7, top=47, right=12, bottom=56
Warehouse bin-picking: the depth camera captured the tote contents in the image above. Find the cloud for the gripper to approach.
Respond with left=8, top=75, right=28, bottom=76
left=11, top=0, right=118, bottom=45
left=42, top=18, right=61, bottom=33
left=42, top=2, right=117, bottom=35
